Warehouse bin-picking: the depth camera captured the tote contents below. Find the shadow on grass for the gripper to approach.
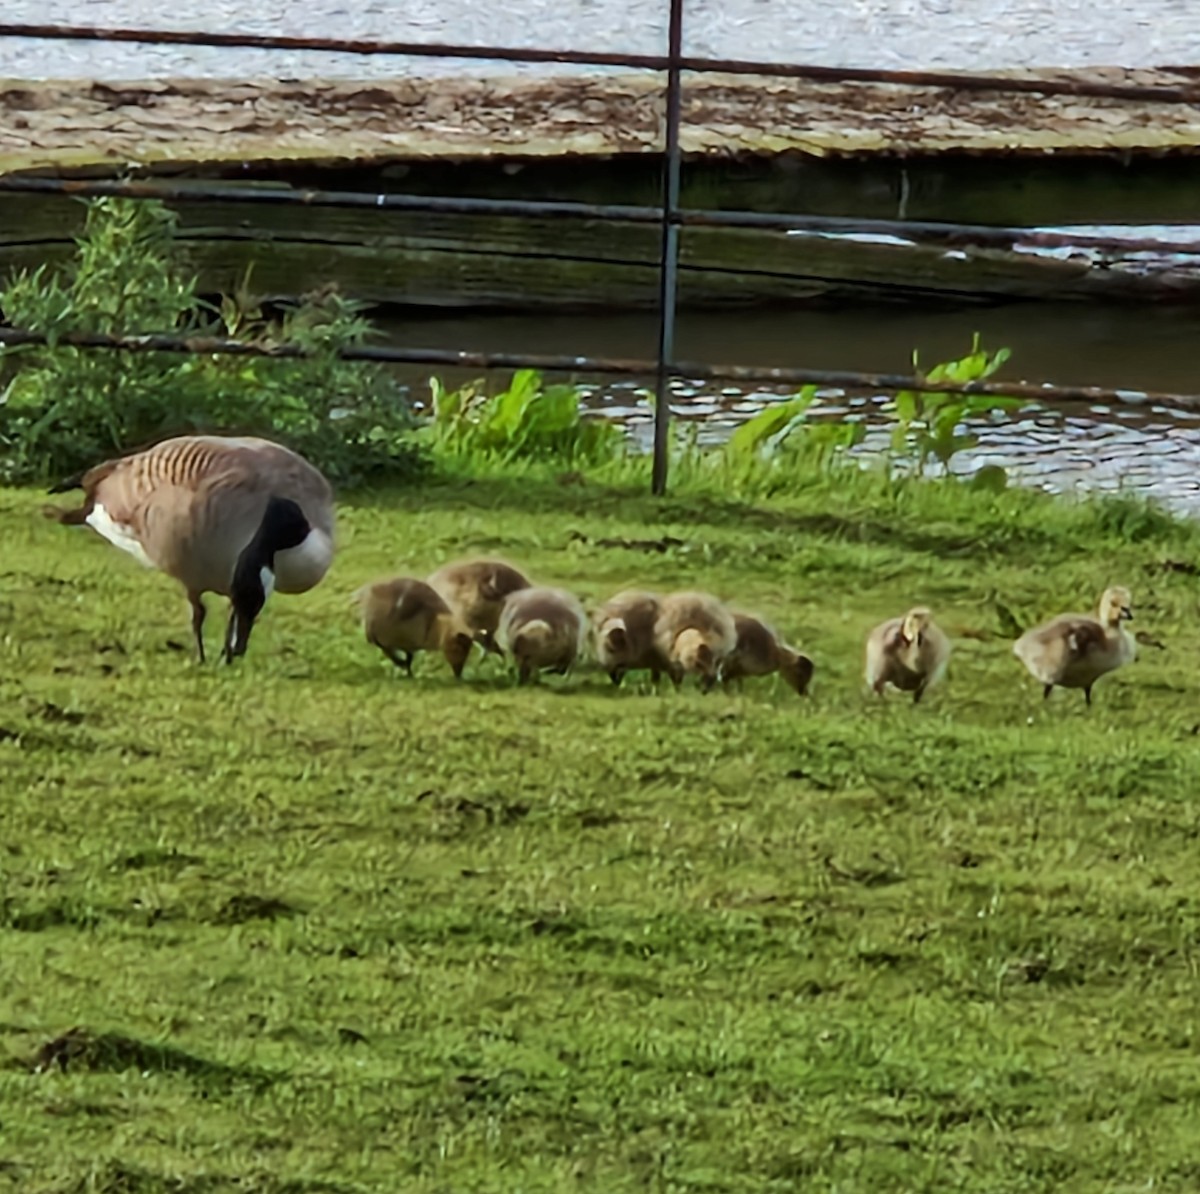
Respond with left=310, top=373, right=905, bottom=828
left=29, top=1027, right=274, bottom=1093
left=61, top=1159, right=358, bottom=1193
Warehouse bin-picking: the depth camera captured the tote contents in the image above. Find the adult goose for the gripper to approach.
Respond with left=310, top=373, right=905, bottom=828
left=44, top=434, right=335, bottom=663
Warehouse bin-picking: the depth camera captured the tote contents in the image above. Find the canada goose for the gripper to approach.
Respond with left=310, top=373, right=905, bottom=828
left=652, top=591, right=738, bottom=692
left=864, top=606, right=951, bottom=703
left=427, top=558, right=531, bottom=657
left=497, top=586, right=587, bottom=684
left=723, top=612, right=814, bottom=695
left=593, top=590, right=665, bottom=686
left=43, top=434, right=334, bottom=663
left=1013, top=586, right=1136, bottom=706
left=355, top=576, right=475, bottom=679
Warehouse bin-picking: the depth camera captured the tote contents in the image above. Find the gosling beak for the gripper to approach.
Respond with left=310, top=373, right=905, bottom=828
left=1121, top=607, right=1134, bottom=621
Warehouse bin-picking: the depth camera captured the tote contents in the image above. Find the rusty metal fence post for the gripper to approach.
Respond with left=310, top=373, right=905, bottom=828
left=651, top=0, right=685, bottom=496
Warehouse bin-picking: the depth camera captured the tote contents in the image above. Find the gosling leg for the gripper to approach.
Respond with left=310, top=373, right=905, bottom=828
left=382, top=647, right=413, bottom=676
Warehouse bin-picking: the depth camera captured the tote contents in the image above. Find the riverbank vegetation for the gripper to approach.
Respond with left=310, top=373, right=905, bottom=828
left=0, top=198, right=422, bottom=487
left=5, top=197, right=1200, bottom=1193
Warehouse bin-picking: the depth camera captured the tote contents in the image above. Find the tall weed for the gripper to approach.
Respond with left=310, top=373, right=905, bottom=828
left=891, top=334, right=1022, bottom=475
left=426, top=369, right=623, bottom=467
left=0, top=197, right=424, bottom=487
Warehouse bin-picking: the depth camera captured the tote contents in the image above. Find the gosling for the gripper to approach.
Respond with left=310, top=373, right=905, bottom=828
left=652, top=591, right=738, bottom=692
left=1012, top=585, right=1135, bottom=706
left=593, top=590, right=665, bottom=686
left=355, top=577, right=475, bottom=678
left=723, top=612, right=814, bottom=695
left=497, top=586, right=588, bottom=685
left=427, top=558, right=531, bottom=656
left=864, top=606, right=951, bottom=704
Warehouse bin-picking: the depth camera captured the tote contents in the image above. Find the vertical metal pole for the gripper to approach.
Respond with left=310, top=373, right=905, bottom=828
left=651, top=0, right=684, bottom=496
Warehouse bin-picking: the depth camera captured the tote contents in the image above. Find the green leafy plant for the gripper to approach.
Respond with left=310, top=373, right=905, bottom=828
left=727, top=384, right=866, bottom=466
left=426, top=368, right=622, bottom=467
left=0, top=197, right=424, bottom=487
left=890, top=334, right=1021, bottom=476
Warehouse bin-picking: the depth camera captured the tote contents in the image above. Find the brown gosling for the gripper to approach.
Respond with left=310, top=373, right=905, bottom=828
left=42, top=434, right=334, bottom=663
left=497, top=586, right=588, bottom=685
left=355, top=577, right=475, bottom=679
left=723, top=612, right=815, bottom=695
left=1013, top=585, right=1135, bottom=706
left=652, top=591, right=738, bottom=692
left=593, top=590, right=666, bottom=686
left=864, top=606, right=951, bottom=704
left=426, top=558, right=532, bottom=657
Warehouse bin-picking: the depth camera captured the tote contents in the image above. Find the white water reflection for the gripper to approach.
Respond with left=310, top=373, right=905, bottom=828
left=583, top=377, right=1200, bottom=515
left=2, top=0, right=1198, bottom=77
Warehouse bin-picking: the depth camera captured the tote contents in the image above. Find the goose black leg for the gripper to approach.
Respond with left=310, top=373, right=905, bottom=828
left=188, top=592, right=207, bottom=664
left=1084, top=685, right=1093, bottom=707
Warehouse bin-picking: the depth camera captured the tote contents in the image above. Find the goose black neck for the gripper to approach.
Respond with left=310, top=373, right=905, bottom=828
left=253, top=495, right=311, bottom=563
left=224, top=497, right=312, bottom=662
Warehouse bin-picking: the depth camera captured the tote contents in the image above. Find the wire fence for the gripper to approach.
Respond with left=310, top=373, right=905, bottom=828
left=2, top=13, right=1200, bottom=492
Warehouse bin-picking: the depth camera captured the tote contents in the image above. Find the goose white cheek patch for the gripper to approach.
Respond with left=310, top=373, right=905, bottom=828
left=86, top=503, right=154, bottom=568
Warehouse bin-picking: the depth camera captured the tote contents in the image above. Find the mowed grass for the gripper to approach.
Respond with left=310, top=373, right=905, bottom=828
left=3, top=467, right=1200, bottom=1193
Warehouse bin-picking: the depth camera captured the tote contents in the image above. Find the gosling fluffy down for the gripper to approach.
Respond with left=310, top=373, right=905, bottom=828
left=652, top=591, right=738, bottom=691
left=427, top=558, right=532, bottom=655
left=355, top=576, right=475, bottom=678
left=497, top=586, right=588, bottom=684
left=723, top=612, right=814, bottom=695
left=864, top=606, right=951, bottom=703
left=1012, top=585, right=1136, bottom=706
left=593, top=590, right=665, bottom=686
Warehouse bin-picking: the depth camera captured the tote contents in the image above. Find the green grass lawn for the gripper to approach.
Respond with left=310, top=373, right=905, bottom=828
left=3, top=466, right=1200, bottom=1193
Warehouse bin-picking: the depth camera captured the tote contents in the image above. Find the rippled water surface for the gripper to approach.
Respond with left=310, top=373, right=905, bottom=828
left=1, top=0, right=1197, bottom=77
left=381, top=303, right=1200, bottom=515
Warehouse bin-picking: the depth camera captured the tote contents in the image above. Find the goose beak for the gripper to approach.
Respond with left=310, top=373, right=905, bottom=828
left=223, top=606, right=255, bottom=663
left=1120, top=606, right=1133, bottom=621
left=224, top=565, right=274, bottom=664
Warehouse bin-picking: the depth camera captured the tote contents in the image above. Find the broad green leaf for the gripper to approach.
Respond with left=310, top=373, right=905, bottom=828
left=894, top=390, right=918, bottom=424
left=728, top=397, right=813, bottom=458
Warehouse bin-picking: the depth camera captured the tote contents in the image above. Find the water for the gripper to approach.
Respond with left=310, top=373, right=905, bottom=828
left=1, top=0, right=1197, bottom=78
left=379, top=302, right=1200, bottom=515
left=5, top=4, right=1197, bottom=508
